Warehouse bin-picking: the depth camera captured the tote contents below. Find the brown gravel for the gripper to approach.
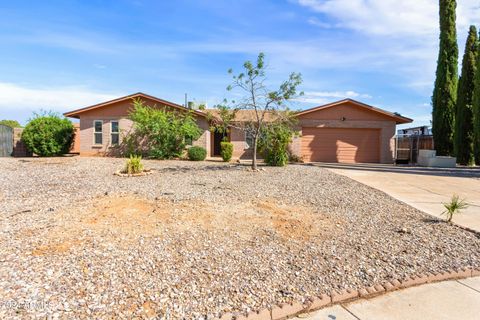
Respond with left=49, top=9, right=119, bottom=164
left=0, top=157, right=479, bottom=319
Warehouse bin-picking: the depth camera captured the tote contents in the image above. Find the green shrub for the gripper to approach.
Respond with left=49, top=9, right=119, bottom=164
left=0, top=119, right=21, bottom=128
left=123, top=154, right=144, bottom=174
left=288, top=153, right=303, bottom=163
left=220, top=141, right=233, bottom=162
left=258, top=122, right=295, bottom=167
left=21, top=112, right=74, bottom=156
left=127, top=99, right=201, bottom=159
left=188, top=146, right=207, bottom=161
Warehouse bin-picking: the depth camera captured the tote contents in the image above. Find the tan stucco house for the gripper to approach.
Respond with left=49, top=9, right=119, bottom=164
left=64, top=92, right=412, bottom=163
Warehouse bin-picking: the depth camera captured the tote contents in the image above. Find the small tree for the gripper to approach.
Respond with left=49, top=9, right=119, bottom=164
left=127, top=99, right=201, bottom=159
left=0, top=120, right=21, bottom=128
left=455, top=26, right=477, bottom=165
left=213, top=53, right=302, bottom=170
left=21, top=112, right=74, bottom=156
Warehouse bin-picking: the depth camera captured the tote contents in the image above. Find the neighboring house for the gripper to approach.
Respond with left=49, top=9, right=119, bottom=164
left=63, top=92, right=412, bottom=163
left=397, top=125, right=432, bottom=136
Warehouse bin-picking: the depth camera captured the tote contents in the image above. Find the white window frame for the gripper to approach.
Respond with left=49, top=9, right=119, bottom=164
left=245, top=131, right=254, bottom=150
left=110, top=120, right=120, bottom=146
left=93, top=120, right=103, bottom=145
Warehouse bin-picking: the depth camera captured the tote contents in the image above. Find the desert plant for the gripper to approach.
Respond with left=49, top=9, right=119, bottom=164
left=187, top=146, right=207, bottom=161
left=21, top=111, right=74, bottom=156
left=442, top=194, right=468, bottom=223
left=123, top=155, right=144, bottom=174
left=128, top=99, right=201, bottom=159
left=220, top=141, right=233, bottom=162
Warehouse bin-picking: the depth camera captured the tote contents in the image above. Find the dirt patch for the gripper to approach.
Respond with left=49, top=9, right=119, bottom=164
left=256, top=200, right=335, bottom=241
left=32, top=240, right=81, bottom=256
left=30, top=195, right=337, bottom=255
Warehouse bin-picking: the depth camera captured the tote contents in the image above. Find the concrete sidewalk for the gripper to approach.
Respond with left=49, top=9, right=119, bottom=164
left=297, top=277, right=480, bottom=320
left=317, top=163, right=480, bottom=232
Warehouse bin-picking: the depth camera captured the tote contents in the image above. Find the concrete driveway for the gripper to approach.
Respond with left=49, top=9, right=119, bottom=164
left=297, top=277, right=480, bottom=320
left=301, top=163, right=480, bottom=320
left=316, top=163, right=480, bottom=232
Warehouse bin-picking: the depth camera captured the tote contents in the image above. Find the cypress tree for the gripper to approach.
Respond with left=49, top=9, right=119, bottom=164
left=455, top=26, right=477, bottom=165
left=473, top=31, right=480, bottom=165
left=432, top=0, right=458, bottom=156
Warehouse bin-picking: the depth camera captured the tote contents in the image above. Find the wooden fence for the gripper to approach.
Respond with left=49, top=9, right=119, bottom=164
left=0, top=124, right=14, bottom=157
left=395, top=135, right=434, bottom=164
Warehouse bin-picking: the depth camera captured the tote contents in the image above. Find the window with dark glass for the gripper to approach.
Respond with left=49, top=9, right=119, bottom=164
left=111, top=121, right=119, bottom=145
left=94, top=120, right=103, bottom=145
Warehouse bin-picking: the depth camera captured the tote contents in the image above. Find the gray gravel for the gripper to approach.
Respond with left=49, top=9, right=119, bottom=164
left=0, top=157, right=479, bottom=319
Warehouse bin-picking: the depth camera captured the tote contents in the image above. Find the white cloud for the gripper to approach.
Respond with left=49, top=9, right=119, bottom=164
left=297, top=0, right=480, bottom=96
left=297, top=0, right=480, bottom=37
left=0, top=82, right=121, bottom=113
left=297, top=90, right=372, bottom=104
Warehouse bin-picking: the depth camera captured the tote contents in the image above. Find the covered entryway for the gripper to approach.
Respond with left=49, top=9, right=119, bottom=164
left=0, top=124, right=13, bottom=157
left=301, top=127, right=380, bottom=163
left=211, top=129, right=228, bottom=156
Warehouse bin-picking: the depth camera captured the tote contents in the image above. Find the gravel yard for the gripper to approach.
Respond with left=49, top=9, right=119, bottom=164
left=1, top=157, right=479, bottom=319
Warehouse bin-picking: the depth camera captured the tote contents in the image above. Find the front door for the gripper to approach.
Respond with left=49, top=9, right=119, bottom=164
left=213, top=130, right=227, bottom=156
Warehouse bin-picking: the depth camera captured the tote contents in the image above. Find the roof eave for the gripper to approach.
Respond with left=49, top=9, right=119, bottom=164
left=63, top=92, right=207, bottom=118
left=295, top=98, right=414, bottom=124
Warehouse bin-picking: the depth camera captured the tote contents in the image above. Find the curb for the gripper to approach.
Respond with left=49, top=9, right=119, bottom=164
left=216, top=267, right=480, bottom=320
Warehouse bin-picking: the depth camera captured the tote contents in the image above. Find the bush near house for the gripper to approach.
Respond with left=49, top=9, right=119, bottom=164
left=21, top=112, right=74, bottom=156
left=220, top=141, right=233, bottom=162
left=258, top=121, right=296, bottom=167
left=187, top=146, right=207, bottom=161
left=0, top=120, right=21, bottom=128
left=127, top=99, right=201, bottom=159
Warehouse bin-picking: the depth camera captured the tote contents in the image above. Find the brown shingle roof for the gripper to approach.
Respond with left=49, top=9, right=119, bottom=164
left=203, top=109, right=278, bottom=122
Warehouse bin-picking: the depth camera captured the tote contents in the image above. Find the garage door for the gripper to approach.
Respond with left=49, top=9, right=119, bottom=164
left=301, top=128, right=380, bottom=163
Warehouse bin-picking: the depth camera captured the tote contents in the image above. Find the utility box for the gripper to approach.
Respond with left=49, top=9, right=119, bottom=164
left=417, top=149, right=456, bottom=168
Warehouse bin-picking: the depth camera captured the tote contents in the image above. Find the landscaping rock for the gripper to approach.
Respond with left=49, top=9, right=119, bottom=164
left=0, top=157, right=479, bottom=319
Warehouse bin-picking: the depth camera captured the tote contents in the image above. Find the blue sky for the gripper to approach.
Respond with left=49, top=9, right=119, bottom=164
left=1, top=0, right=480, bottom=128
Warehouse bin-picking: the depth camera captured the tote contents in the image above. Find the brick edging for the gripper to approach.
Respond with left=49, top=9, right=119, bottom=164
left=217, top=267, right=480, bottom=320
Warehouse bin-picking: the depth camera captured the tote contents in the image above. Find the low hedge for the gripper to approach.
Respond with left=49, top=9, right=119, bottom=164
left=220, top=142, right=233, bottom=162
left=187, top=146, right=207, bottom=161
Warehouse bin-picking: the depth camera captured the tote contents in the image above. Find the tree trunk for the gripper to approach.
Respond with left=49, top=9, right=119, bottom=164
left=252, top=136, right=257, bottom=171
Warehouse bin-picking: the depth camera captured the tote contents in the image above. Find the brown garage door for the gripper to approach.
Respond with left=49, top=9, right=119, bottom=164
left=301, top=128, right=380, bottom=163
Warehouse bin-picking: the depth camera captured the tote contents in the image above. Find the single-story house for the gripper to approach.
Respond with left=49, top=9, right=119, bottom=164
left=64, top=92, right=412, bottom=163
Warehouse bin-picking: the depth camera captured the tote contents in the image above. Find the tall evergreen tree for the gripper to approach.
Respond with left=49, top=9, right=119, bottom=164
left=455, top=26, right=477, bottom=165
left=473, top=32, right=480, bottom=165
left=432, top=0, right=458, bottom=156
